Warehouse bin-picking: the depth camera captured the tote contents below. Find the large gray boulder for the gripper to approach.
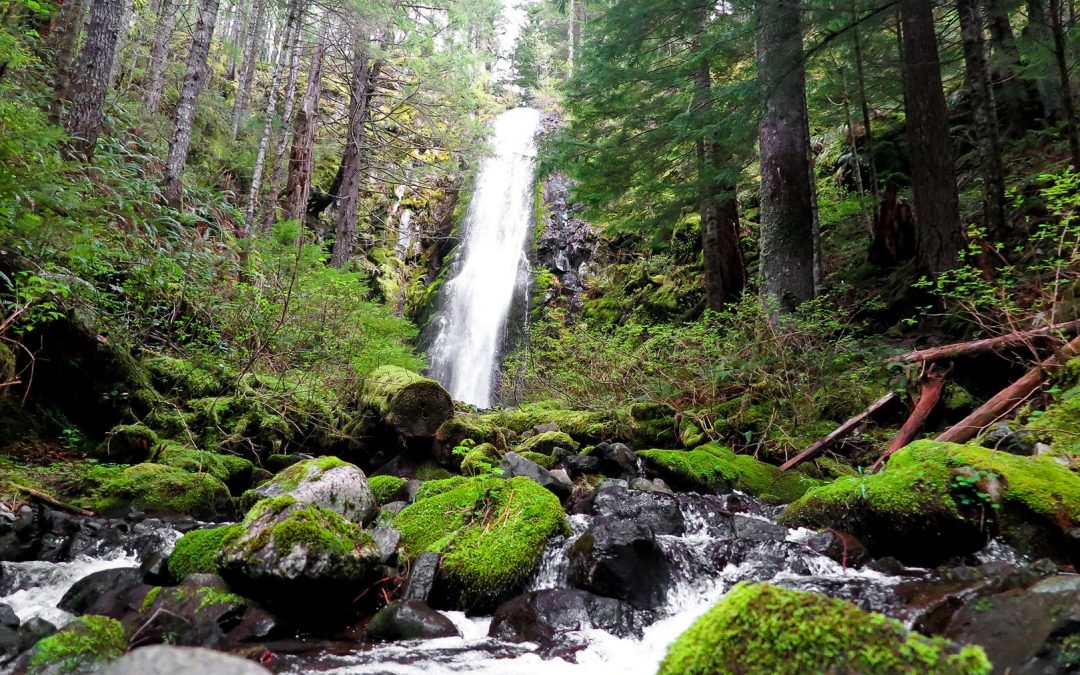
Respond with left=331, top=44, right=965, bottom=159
left=242, top=456, right=376, bottom=524
left=103, top=645, right=271, bottom=674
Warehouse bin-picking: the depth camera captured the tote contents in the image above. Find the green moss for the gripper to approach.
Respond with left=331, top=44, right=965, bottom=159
left=194, top=587, right=249, bottom=612
left=414, top=461, right=453, bottom=481
left=638, top=443, right=822, bottom=504
left=0, top=342, right=14, bottom=384
left=394, top=476, right=568, bottom=610
left=478, top=404, right=625, bottom=444
left=518, top=451, right=557, bottom=469
left=94, top=463, right=232, bottom=519
left=658, top=583, right=991, bottom=675
left=167, top=524, right=243, bottom=581
left=1026, top=384, right=1080, bottom=457
left=28, top=615, right=127, bottom=674
left=435, top=416, right=510, bottom=452
left=369, top=475, right=407, bottom=504
left=140, top=586, right=163, bottom=612
left=154, top=441, right=253, bottom=487
left=516, top=431, right=579, bottom=455
left=461, top=443, right=503, bottom=475
left=679, top=417, right=707, bottom=449
left=413, top=476, right=468, bottom=502
left=144, top=354, right=224, bottom=398
left=234, top=496, right=375, bottom=559
left=96, top=424, right=158, bottom=463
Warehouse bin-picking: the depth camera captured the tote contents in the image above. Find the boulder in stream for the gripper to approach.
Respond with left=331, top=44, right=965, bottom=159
left=489, top=589, right=644, bottom=643
left=21, top=615, right=127, bottom=675
left=240, top=456, right=376, bottom=525
left=567, top=519, right=671, bottom=610
left=103, top=645, right=270, bottom=675
left=365, top=600, right=460, bottom=641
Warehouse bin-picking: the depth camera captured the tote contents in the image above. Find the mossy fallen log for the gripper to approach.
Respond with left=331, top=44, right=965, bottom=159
left=361, top=366, right=454, bottom=439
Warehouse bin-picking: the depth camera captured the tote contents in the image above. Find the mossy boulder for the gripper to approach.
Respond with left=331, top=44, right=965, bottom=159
left=1025, top=383, right=1080, bottom=457
left=219, top=496, right=382, bottom=611
left=413, top=476, right=468, bottom=502
left=394, top=476, right=568, bottom=612
left=143, top=354, right=224, bottom=398
left=95, top=463, right=232, bottom=520
left=518, top=451, right=557, bottom=469
left=637, top=444, right=822, bottom=504
left=166, top=524, right=243, bottom=581
left=27, top=615, right=126, bottom=674
left=516, top=431, right=579, bottom=455
left=434, top=416, right=510, bottom=467
left=628, top=402, right=678, bottom=447
left=96, top=424, right=158, bottom=464
left=369, top=475, right=407, bottom=504
left=658, top=583, right=990, bottom=675
left=781, top=440, right=1080, bottom=565
left=461, top=443, right=503, bottom=476
left=477, top=405, right=623, bottom=444
left=241, top=456, right=375, bottom=524
left=152, top=442, right=254, bottom=493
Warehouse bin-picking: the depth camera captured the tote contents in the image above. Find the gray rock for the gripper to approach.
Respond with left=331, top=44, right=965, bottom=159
left=567, top=519, right=671, bottom=609
left=490, top=588, right=645, bottom=642
left=628, top=477, right=673, bottom=495
left=534, top=422, right=560, bottom=434
left=0, top=603, right=18, bottom=629
left=366, top=600, right=460, bottom=641
left=402, top=552, right=440, bottom=602
left=371, top=527, right=400, bottom=563
left=245, top=457, right=376, bottom=524
left=593, top=486, right=684, bottom=536
left=549, top=469, right=573, bottom=488
left=103, top=645, right=271, bottom=674
left=58, top=567, right=146, bottom=618
left=500, top=452, right=571, bottom=500
left=18, top=617, right=56, bottom=652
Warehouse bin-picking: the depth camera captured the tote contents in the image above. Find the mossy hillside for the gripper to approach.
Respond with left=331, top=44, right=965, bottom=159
left=28, top=615, right=127, bottom=674
left=93, top=463, right=232, bottom=519
left=166, top=524, right=243, bottom=581
left=95, top=423, right=158, bottom=464
left=628, top=402, right=678, bottom=447
left=144, top=353, right=227, bottom=398
left=516, top=431, right=580, bottom=455
left=1025, top=382, right=1080, bottom=457
left=657, top=583, right=991, bottom=675
left=394, top=476, right=569, bottom=611
left=781, top=440, right=1080, bottom=563
left=369, top=474, right=407, bottom=503
left=638, top=444, right=822, bottom=503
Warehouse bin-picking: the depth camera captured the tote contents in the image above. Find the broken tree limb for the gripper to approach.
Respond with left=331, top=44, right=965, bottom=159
left=779, top=391, right=899, bottom=472
left=887, top=320, right=1080, bottom=364
left=936, top=334, right=1080, bottom=445
left=871, top=366, right=946, bottom=472
left=11, top=484, right=95, bottom=517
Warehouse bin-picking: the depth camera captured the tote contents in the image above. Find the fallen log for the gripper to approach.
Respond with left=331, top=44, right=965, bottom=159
left=361, top=365, right=454, bottom=439
left=11, top=484, right=95, bottom=517
left=870, top=366, right=946, bottom=472
left=779, top=391, right=898, bottom=472
left=887, top=320, right=1080, bottom=364
left=935, top=334, right=1080, bottom=445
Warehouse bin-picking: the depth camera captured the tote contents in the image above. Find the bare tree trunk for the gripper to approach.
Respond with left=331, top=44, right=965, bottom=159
left=225, top=0, right=246, bottom=80
left=230, top=0, right=264, bottom=138
left=1024, top=0, right=1065, bottom=121
left=982, top=0, right=1028, bottom=133
left=162, top=0, right=220, bottom=207
left=330, top=28, right=382, bottom=268
left=106, top=0, right=132, bottom=88
left=852, top=17, right=879, bottom=218
left=261, top=0, right=305, bottom=230
left=567, top=0, right=574, bottom=77
left=1049, top=0, right=1080, bottom=166
left=49, top=0, right=87, bottom=124
left=757, top=0, right=816, bottom=311
left=900, top=0, right=962, bottom=275
left=957, top=0, right=1007, bottom=238
left=61, top=0, right=125, bottom=161
left=145, top=0, right=181, bottom=113
left=283, top=28, right=324, bottom=223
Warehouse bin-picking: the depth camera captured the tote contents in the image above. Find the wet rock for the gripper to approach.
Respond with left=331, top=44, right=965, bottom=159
left=402, top=552, right=440, bottom=602
left=980, top=423, right=1038, bottom=456
left=549, top=469, right=573, bottom=490
left=102, top=645, right=271, bottom=674
left=405, top=480, right=423, bottom=503
left=561, top=453, right=601, bottom=478
left=499, top=452, right=571, bottom=500
left=588, top=443, right=638, bottom=478
left=0, top=603, right=19, bottom=629
left=489, top=589, right=644, bottom=643
left=365, top=600, right=460, bottom=641
left=732, top=515, right=790, bottom=543
left=134, top=574, right=251, bottom=650
left=628, top=478, right=673, bottom=495
left=803, top=530, right=870, bottom=568
left=567, top=519, right=671, bottom=609
left=140, top=551, right=168, bottom=584
left=0, top=624, right=19, bottom=661
left=371, top=527, right=400, bottom=564
left=242, top=457, right=376, bottom=525
left=222, top=605, right=278, bottom=644
left=58, top=567, right=147, bottom=618
left=18, top=617, right=56, bottom=652
left=592, top=486, right=684, bottom=536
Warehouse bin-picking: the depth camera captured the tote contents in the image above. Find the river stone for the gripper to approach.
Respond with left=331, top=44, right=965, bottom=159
left=561, top=453, right=602, bottom=478
left=592, top=485, right=684, bottom=536
left=18, top=617, right=56, bottom=652
left=366, top=600, right=460, bottom=641
left=103, top=645, right=271, bottom=674
left=402, top=552, right=440, bottom=602
left=243, top=457, right=376, bottom=525
left=58, top=567, right=147, bottom=618
left=567, top=519, right=671, bottom=610
left=500, top=452, right=571, bottom=500
left=589, top=442, right=638, bottom=478
left=0, top=603, right=19, bottom=629
left=489, top=589, right=644, bottom=643
left=371, top=527, right=400, bottom=563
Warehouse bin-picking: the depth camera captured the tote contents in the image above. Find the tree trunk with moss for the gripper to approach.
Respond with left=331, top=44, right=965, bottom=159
left=61, top=0, right=125, bottom=160
left=360, top=366, right=454, bottom=439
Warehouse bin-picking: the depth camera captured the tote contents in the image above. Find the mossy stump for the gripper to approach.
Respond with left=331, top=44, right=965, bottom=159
left=361, top=366, right=454, bottom=439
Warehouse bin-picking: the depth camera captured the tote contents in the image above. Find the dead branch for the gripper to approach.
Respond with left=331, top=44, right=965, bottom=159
left=871, top=365, right=946, bottom=472
left=778, top=391, right=898, bottom=472
left=10, top=484, right=95, bottom=517
left=887, top=320, right=1080, bottom=364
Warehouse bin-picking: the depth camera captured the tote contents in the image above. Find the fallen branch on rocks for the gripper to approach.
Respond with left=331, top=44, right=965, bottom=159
left=936, top=334, right=1080, bottom=445
left=887, top=320, right=1080, bottom=364
left=10, top=484, right=95, bottom=517
left=778, top=391, right=898, bottom=472
left=871, top=366, right=946, bottom=472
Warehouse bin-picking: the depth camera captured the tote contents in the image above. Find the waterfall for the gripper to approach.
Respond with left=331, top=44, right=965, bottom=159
left=429, top=107, right=542, bottom=408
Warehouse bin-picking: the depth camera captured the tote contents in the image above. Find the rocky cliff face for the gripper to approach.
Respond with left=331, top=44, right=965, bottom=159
left=534, top=172, right=599, bottom=314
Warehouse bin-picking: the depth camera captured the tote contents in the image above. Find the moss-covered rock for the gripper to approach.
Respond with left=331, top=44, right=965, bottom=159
left=413, top=476, right=468, bottom=502
left=241, top=456, right=375, bottom=524
left=478, top=405, right=624, bottom=444
left=516, top=431, right=579, bottom=455
left=166, top=524, right=243, bottom=581
left=394, top=476, right=568, bottom=611
left=1025, top=383, right=1080, bottom=457
left=143, top=354, right=225, bottom=398
left=95, top=463, right=232, bottom=519
left=96, top=424, right=158, bottom=464
left=27, top=615, right=126, bottom=674
left=152, top=441, right=254, bottom=492
left=637, top=444, right=822, bottom=504
left=658, top=583, right=990, bottom=675
left=434, top=416, right=510, bottom=458
left=678, top=416, right=707, bottom=449
left=461, top=443, right=503, bottom=475
left=369, top=475, right=407, bottom=504
left=518, top=451, right=557, bottom=469
left=219, top=496, right=382, bottom=610
left=628, top=402, right=678, bottom=447
left=781, top=440, right=1080, bottom=565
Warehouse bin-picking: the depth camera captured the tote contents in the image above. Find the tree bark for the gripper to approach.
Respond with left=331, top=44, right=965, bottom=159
left=778, top=391, right=899, bottom=471
left=225, top=0, right=246, bottom=80
left=982, top=0, right=1028, bottom=134
left=61, top=0, right=125, bottom=161
left=957, top=0, right=1008, bottom=238
left=361, top=365, right=454, bottom=439
left=871, top=367, right=945, bottom=471
left=888, top=320, right=1080, bottom=363
left=900, top=0, right=962, bottom=275
left=757, top=0, right=816, bottom=311
left=282, top=27, right=324, bottom=223
left=852, top=17, right=879, bottom=217
left=330, top=27, right=382, bottom=268
left=49, top=0, right=87, bottom=124
left=162, top=0, right=220, bottom=207
left=261, top=0, right=305, bottom=231
left=1024, top=0, right=1065, bottom=121
left=1048, top=0, right=1080, bottom=166
left=230, top=0, right=264, bottom=139
left=145, top=0, right=181, bottom=114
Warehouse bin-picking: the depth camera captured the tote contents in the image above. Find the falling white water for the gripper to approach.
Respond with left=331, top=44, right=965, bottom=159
left=429, top=107, right=542, bottom=408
